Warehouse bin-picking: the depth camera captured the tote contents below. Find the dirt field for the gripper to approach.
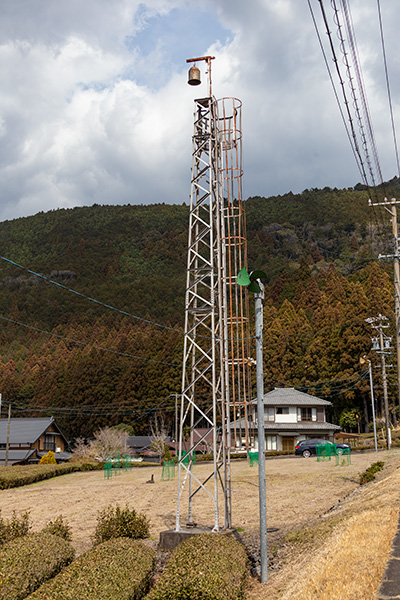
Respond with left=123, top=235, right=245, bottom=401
left=0, top=452, right=383, bottom=552
left=0, top=450, right=398, bottom=598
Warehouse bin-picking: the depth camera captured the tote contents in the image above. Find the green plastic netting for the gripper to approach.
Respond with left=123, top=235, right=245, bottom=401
left=248, top=451, right=259, bottom=467
left=161, top=459, right=176, bottom=481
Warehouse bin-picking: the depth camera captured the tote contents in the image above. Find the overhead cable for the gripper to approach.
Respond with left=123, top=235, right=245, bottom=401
left=307, top=0, right=366, bottom=183
left=376, top=0, right=400, bottom=177
left=336, top=0, right=384, bottom=189
left=0, top=314, right=181, bottom=367
left=315, top=0, right=370, bottom=188
left=0, top=255, right=184, bottom=336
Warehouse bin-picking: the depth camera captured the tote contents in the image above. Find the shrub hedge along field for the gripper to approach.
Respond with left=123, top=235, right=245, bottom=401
left=145, top=533, right=248, bottom=600
left=0, top=532, right=75, bottom=600
left=26, top=538, right=155, bottom=600
left=0, top=462, right=103, bottom=490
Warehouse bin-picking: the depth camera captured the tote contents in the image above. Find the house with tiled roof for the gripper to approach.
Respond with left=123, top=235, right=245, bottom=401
left=0, top=417, right=70, bottom=465
left=233, top=387, right=340, bottom=453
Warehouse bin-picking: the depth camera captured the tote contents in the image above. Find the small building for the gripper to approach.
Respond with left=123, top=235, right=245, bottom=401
left=0, top=417, right=70, bottom=465
left=126, top=436, right=154, bottom=455
left=234, top=387, right=341, bottom=453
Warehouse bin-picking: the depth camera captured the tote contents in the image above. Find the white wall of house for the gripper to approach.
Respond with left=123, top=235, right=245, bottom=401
left=275, top=406, right=297, bottom=424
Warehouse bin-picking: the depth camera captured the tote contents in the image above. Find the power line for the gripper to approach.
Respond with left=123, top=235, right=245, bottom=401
left=0, top=255, right=254, bottom=343
left=315, top=0, right=370, bottom=187
left=337, top=0, right=384, bottom=189
left=0, top=255, right=185, bottom=336
left=307, top=0, right=366, bottom=183
left=0, top=314, right=181, bottom=367
left=308, top=0, right=387, bottom=235
left=376, top=0, right=400, bottom=177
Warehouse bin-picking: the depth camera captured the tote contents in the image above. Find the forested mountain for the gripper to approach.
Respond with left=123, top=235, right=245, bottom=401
left=0, top=180, right=399, bottom=439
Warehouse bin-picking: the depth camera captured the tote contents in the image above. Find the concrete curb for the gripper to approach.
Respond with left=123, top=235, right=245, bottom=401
left=377, top=513, right=400, bottom=599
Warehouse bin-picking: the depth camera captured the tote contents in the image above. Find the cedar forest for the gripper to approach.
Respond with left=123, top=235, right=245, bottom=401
left=0, top=180, right=399, bottom=440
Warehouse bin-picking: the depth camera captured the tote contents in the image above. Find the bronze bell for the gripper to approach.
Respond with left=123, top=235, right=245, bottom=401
left=188, top=65, right=201, bottom=86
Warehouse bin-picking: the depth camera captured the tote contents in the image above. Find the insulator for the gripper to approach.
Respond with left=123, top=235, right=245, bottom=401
left=188, top=65, right=201, bottom=86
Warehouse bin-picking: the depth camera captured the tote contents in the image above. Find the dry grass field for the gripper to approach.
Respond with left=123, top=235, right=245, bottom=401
left=0, top=450, right=399, bottom=599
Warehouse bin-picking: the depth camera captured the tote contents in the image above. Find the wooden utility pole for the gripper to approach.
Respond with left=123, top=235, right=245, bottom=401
left=369, top=198, right=400, bottom=419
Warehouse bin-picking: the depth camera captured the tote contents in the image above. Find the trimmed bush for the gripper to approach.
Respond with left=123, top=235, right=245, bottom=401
left=94, top=504, right=150, bottom=545
left=0, top=532, right=75, bottom=600
left=0, top=510, right=31, bottom=546
left=41, top=515, right=72, bottom=541
left=27, top=538, right=155, bottom=600
left=360, top=461, right=384, bottom=485
left=39, top=451, right=57, bottom=465
left=145, top=533, right=248, bottom=600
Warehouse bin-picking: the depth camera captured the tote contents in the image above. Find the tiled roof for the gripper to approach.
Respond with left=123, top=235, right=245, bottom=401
left=127, top=436, right=153, bottom=451
left=254, top=387, right=332, bottom=407
left=0, top=418, right=64, bottom=444
left=231, top=417, right=340, bottom=432
left=263, top=422, right=340, bottom=431
left=0, top=449, right=36, bottom=463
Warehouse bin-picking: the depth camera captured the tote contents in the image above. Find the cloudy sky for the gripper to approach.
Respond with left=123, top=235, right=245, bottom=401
left=0, top=0, right=399, bottom=222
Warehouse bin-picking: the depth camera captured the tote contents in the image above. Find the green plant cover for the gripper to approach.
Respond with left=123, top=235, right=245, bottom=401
left=27, top=539, right=155, bottom=600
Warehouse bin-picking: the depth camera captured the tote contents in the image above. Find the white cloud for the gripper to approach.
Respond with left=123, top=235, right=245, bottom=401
left=0, top=0, right=399, bottom=222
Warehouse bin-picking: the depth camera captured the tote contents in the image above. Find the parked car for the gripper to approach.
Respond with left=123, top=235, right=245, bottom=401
left=295, top=439, right=350, bottom=458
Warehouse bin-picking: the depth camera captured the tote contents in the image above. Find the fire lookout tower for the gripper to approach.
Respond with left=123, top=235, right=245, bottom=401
left=175, top=57, right=252, bottom=533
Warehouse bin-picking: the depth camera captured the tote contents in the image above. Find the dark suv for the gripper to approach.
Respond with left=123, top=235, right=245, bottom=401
left=295, top=439, right=350, bottom=458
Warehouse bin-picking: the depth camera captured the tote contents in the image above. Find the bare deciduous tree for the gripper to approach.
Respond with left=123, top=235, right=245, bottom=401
left=150, top=414, right=169, bottom=464
left=71, top=427, right=129, bottom=461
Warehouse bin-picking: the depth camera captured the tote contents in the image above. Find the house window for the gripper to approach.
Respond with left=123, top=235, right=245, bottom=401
left=43, top=435, right=56, bottom=452
left=317, top=408, right=325, bottom=422
left=266, top=435, right=277, bottom=451
left=276, top=407, right=289, bottom=415
left=265, top=407, right=275, bottom=422
left=300, top=408, right=312, bottom=421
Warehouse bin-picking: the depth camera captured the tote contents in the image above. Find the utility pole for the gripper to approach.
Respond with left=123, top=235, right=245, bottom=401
left=369, top=197, right=400, bottom=419
left=360, top=356, right=378, bottom=452
left=5, top=403, right=11, bottom=466
left=255, top=283, right=268, bottom=583
left=175, top=393, right=178, bottom=442
left=368, top=360, right=378, bottom=453
left=366, top=315, right=392, bottom=449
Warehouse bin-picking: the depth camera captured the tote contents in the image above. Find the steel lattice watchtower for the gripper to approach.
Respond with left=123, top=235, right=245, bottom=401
left=175, top=58, right=252, bottom=532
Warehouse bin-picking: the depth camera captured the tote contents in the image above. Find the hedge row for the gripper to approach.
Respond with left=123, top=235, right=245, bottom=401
left=145, top=533, right=248, bottom=600
left=359, top=461, right=385, bottom=485
left=0, top=532, right=75, bottom=600
left=0, top=461, right=103, bottom=490
left=26, top=538, right=155, bottom=600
